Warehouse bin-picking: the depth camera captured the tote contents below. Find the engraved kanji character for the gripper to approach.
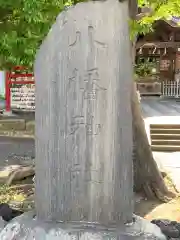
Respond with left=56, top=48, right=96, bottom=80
left=86, top=115, right=101, bottom=135
left=69, top=116, right=85, bottom=135
left=83, top=68, right=107, bottom=100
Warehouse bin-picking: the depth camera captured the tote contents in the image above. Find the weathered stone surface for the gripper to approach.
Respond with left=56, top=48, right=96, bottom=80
left=0, top=217, right=5, bottom=232
left=34, top=0, right=133, bottom=225
left=0, top=213, right=167, bottom=240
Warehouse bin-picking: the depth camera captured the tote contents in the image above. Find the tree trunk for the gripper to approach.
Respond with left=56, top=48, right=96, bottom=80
left=128, top=0, right=176, bottom=202
left=131, top=83, right=176, bottom=201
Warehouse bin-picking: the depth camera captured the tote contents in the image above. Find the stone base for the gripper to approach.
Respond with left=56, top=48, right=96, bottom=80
left=0, top=212, right=166, bottom=240
left=0, top=217, right=5, bottom=232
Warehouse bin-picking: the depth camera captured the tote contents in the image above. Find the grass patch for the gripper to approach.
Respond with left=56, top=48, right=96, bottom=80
left=0, top=184, right=27, bottom=204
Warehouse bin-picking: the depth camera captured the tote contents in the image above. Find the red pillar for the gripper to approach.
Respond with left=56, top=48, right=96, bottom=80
left=5, top=71, right=11, bottom=112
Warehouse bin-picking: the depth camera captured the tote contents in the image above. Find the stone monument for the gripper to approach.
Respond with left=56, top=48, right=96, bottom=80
left=35, top=0, right=133, bottom=225
left=0, top=0, right=166, bottom=239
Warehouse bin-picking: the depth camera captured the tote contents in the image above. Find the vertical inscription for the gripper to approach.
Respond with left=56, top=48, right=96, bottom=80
left=82, top=68, right=107, bottom=100
left=64, top=24, right=110, bottom=205
left=69, top=115, right=101, bottom=135
left=70, top=164, right=81, bottom=189
left=85, top=114, right=101, bottom=135
left=87, top=25, right=107, bottom=70
left=88, top=25, right=107, bottom=49
left=68, top=67, right=106, bottom=136
left=70, top=116, right=84, bottom=135
left=68, top=26, right=108, bottom=136
left=69, top=68, right=107, bottom=100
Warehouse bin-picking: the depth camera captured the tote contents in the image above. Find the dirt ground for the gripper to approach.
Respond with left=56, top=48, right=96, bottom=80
left=135, top=197, right=180, bottom=221
left=1, top=184, right=180, bottom=221
left=134, top=174, right=180, bottom=221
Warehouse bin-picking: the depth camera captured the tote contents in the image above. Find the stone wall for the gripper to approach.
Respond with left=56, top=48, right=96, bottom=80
left=0, top=119, right=35, bottom=135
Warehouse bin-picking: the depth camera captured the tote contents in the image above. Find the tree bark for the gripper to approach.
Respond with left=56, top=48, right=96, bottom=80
left=131, top=83, right=176, bottom=201
left=129, top=0, right=176, bottom=202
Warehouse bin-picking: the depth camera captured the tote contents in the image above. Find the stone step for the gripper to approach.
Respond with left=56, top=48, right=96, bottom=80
left=151, top=133, right=180, bottom=140
left=151, top=139, right=180, bottom=146
left=150, top=124, right=180, bottom=129
left=151, top=145, right=180, bottom=152
left=150, top=128, right=180, bottom=134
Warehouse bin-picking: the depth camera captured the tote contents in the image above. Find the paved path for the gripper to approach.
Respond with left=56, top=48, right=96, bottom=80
left=141, top=97, right=180, bottom=191
left=0, top=136, right=34, bottom=169
left=153, top=152, right=180, bottom=191
left=141, top=97, right=180, bottom=118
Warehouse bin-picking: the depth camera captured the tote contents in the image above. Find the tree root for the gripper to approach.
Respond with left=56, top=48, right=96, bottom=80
left=6, top=165, right=35, bottom=186
left=143, top=182, right=177, bottom=203
left=131, top=83, right=177, bottom=203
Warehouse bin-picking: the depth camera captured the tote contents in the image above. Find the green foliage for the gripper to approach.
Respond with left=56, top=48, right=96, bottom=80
left=135, top=58, right=157, bottom=78
left=130, top=0, right=180, bottom=39
left=0, top=0, right=66, bottom=69
left=0, top=0, right=179, bottom=69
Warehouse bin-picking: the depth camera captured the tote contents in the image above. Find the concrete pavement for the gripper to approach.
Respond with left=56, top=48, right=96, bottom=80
left=153, top=152, right=180, bottom=191
left=141, top=97, right=180, bottom=191
left=141, top=97, right=180, bottom=119
left=0, top=136, right=34, bottom=169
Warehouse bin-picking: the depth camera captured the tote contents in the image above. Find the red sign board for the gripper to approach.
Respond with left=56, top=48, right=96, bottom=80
left=5, top=66, right=34, bottom=112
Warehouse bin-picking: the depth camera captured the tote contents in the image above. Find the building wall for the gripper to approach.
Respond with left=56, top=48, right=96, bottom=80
left=175, top=50, right=180, bottom=81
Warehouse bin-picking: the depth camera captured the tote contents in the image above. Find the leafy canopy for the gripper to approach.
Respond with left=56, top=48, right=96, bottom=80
left=131, top=0, right=180, bottom=38
left=0, top=0, right=180, bottom=69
